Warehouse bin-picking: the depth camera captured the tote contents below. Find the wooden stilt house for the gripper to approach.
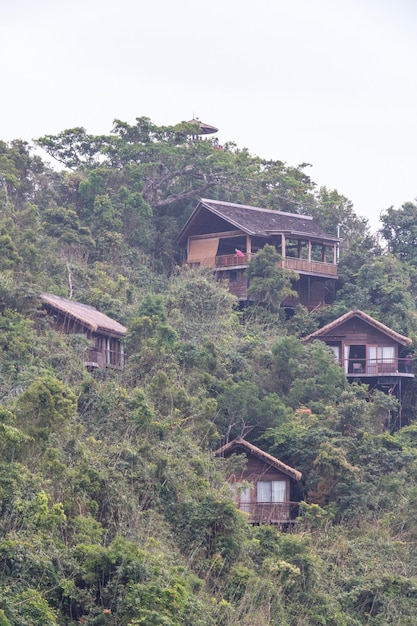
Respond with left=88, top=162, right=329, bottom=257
left=303, top=309, right=414, bottom=426
left=40, top=293, right=126, bottom=369
left=215, top=438, right=302, bottom=524
left=178, top=198, right=339, bottom=309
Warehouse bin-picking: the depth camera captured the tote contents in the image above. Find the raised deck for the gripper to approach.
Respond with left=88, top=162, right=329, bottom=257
left=239, top=501, right=300, bottom=525
left=345, top=358, right=414, bottom=377
left=187, top=253, right=338, bottom=278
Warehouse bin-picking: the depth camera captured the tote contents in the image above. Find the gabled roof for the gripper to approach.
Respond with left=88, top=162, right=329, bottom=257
left=178, top=198, right=339, bottom=245
left=303, top=309, right=411, bottom=347
left=40, top=293, right=126, bottom=338
left=215, top=437, right=302, bottom=481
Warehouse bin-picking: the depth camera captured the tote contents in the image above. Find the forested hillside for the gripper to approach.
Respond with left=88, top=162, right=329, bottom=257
left=1, top=118, right=417, bottom=625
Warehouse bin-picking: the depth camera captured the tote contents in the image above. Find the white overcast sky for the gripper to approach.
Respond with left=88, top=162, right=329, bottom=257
left=2, top=0, right=417, bottom=231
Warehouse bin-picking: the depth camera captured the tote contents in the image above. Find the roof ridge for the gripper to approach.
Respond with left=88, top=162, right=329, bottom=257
left=303, top=309, right=411, bottom=346
left=215, top=437, right=302, bottom=481
left=200, top=198, right=313, bottom=220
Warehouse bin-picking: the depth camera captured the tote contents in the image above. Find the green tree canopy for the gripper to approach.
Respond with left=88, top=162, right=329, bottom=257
left=246, top=244, right=298, bottom=312
left=380, top=201, right=417, bottom=264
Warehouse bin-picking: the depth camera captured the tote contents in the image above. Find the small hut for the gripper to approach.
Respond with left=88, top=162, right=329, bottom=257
left=40, top=293, right=126, bottom=369
left=215, top=438, right=302, bottom=524
left=303, top=309, right=414, bottom=427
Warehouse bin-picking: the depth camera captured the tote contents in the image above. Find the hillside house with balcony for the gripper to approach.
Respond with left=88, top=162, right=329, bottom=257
left=40, top=293, right=126, bottom=369
left=303, top=309, right=414, bottom=425
left=178, top=198, right=339, bottom=309
left=215, top=438, right=302, bottom=525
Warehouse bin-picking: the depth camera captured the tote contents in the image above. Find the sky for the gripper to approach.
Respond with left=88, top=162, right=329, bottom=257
left=2, top=0, right=417, bottom=231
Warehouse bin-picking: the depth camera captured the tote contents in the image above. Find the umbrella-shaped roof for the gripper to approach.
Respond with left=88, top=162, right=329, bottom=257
left=187, top=118, right=218, bottom=135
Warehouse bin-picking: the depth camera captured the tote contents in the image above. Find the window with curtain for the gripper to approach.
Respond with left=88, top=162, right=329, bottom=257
left=368, top=346, right=377, bottom=373
left=229, top=483, right=251, bottom=513
left=344, top=345, right=350, bottom=373
left=257, top=480, right=286, bottom=503
left=328, top=345, right=340, bottom=361
left=239, top=485, right=251, bottom=513
left=378, top=346, right=395, bottom=364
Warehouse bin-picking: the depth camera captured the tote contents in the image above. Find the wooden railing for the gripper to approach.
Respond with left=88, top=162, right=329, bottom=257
left=283, top=257, right=338, bottom=276
left=346, top=358, right=413, bottom=376
left=215, top=253, right=251, bottom=267
left=239, top=501, right=300, bottom=524
left=186, top=253, right=338, bottom=277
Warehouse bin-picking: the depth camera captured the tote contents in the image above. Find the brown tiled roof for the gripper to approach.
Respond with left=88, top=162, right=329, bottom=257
left=41, top=293, right=126, bottom=338
left=303, top=309, right=411, bottom=347
left=178, top=198, right=338, bottom=244
left=215, top=437, right=302, bottom=481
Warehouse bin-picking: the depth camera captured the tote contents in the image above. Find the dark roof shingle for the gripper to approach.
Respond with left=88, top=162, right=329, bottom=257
left=178, top=198, right=338, bottom=244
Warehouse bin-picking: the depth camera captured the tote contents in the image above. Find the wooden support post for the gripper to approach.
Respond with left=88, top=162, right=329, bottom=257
left=246, top=235, right=251, bottom=255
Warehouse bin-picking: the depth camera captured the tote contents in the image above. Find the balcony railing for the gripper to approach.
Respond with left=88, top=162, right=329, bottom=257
left=215, top=252, right=251, bottom=267
left=186, top=253, right=338, bottom=277
left=283, top=257, right=338, bottom=277
left=239, top=501, right=300, bottom=524
left=345, top=358, right=413, bottom=376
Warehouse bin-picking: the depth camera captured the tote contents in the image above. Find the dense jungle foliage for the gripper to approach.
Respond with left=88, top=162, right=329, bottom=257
left=1, top=117, right=417, bottom=624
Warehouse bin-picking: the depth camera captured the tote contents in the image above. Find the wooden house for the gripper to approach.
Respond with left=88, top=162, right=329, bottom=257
left=178, top=198, right=339, bottom=309
left=303, top=309, right=414, bottom=422
left=40, top=293, right=126, bottom=369
left=215, top=438, right=302, bottom=525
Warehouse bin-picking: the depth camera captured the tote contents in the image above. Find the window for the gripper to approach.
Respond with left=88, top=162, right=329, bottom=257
left=378, top=346, right=395, bottom=372
left=257, top=480, right=286, bottom=503
left=328, top=345, right=340, bottom=361
left=230, top=483, right=251, bottom=513
left=368, top=346, right=395, bottom=373
left=378, top=346, right=395, bottom=364
left=239, top=485, right=251, bottom=513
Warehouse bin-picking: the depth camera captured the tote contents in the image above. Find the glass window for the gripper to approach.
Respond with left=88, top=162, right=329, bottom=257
left=329, top=345, right=340, bottom=361
left=239, top=485, right=251, bottom=513
left=378, top=346, right=395, bottom=364
left=257, top=480, right=286, bottom=502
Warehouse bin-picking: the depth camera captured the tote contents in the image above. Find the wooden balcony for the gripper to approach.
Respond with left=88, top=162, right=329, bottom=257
left=283, top=257, right=338, bottom=277
left=187, top=253, right=338, bottom=278
left=346, top=358, right=414, bottom=377
left=239, top=501, right=300, bottom=525
left=215, top=253, right=251, bottom=267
